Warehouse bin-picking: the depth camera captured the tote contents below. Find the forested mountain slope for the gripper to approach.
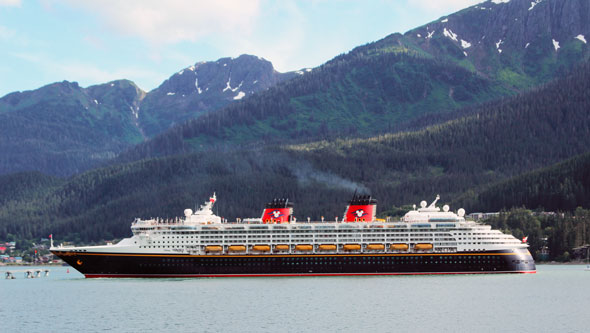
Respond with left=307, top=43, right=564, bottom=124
left=0, top=56, right=295, bottom=176
left=458, top=152, right=590, bottom=212
left=2, top=61, right=590, bottom=243
left=0, top=80, right=145, bottom=176
left=117, top=0, right=590, bottom=163
left=139, top=54, right=298, bottom=137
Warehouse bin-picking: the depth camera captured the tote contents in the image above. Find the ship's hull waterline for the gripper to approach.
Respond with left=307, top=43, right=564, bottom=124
left=52, top=249, right=536, bottom=278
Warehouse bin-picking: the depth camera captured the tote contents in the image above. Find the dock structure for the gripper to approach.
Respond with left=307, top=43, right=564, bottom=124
left=4, top=269, right=50, bottom=279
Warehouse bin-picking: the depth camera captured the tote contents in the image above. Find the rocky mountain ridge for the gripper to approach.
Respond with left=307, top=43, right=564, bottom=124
left=0, top=55, right=297, bottom=176
left=117, top=0, right=590, bottom=163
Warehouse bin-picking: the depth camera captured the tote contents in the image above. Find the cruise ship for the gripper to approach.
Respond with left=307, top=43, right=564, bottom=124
left=50, top=194, right=536, bottom=277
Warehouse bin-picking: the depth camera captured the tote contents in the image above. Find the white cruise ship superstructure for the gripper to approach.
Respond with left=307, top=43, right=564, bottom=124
left=51, top=194, right=536, bottom=277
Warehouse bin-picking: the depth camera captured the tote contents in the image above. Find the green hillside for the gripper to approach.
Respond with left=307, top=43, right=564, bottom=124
left=2, top=61, right=590, bottom=245
left=0, top=80, right=145, bottom=176
left=119, top=52, right=510, bottom=162
left=458, top=152, right=590, bottom=212
left=118, top=0, right=590, bottom=163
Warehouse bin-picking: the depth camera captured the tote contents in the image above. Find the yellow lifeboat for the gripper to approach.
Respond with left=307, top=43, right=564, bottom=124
left=318, top=244, right=337, bottom=251
left=274, top=244, right=290, bottom=251
left=390, top=244, right=409, bottom=250
left=343, top=244, right=361, bottom=251
left=295, top=244, right=313, bottom=251
left=228, top=245, right=246, bottom=252
left=414, top=243, right=433, bottom=250
left=205, top=245, right=222, bottom=252
left=252, top=245, right=270, bottom=252
left=366, top=244, right=385, bottom=250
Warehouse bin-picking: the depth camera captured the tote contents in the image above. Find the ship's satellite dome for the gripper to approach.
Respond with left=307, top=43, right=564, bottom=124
left=443, top=205, right=450, bottom=212
left=457, top=208, right=465, bottom=217
left=420, top=201, right=427, bottom=208
left=184, top=209, right=193, bottom=217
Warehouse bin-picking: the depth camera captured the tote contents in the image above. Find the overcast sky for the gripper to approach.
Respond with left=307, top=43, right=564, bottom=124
left=0, top=0, right=484, bottom=96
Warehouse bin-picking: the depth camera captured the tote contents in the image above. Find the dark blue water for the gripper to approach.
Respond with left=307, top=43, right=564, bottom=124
left=1, top=265, right=589, bottom=332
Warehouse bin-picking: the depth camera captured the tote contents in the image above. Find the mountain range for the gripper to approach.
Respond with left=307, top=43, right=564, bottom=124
left=118, top=0, right=590, bottom=163
left=1, top=0, right=590, bottom=256
left=0, top=55, right=296, bottom=176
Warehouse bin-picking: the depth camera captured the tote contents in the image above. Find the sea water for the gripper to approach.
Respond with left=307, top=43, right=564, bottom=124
left=1, top=265, right=589, bottom=332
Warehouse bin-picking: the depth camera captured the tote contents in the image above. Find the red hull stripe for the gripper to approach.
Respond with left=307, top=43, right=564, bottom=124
left=85, top=271, right=536, bottom=278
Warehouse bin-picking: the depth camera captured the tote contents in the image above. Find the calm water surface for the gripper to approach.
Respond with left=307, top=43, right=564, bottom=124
left=1, top=265, right=589, bottom=332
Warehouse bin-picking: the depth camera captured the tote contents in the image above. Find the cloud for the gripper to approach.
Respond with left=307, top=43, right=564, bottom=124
left=69, top=0, right=262, bottom=45
left=0, top=0, right=21, bottom=7
left=0, top=25, right=16, bottom=40
left=11, top=52, right=160, bottom=90
left=218, top=0, right=307, bottom=72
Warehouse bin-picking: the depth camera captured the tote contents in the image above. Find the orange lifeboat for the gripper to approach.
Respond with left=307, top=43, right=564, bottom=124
left=390, top=244, right=409, bottom=251
left=366, top=244, right=385, bottom=250
left=252, top=245, right=270, bottom=252
left=414, top=243, right=433, bottom=250
left=318, top=244, right=337, bottom=251
left=228, top=245, right=246, bottom=252
left=205, top=245, right=222, bottom=252
left=343, top=244, right=361, bottom=251
left=274, top=244, right=289, bottom=251
left=295, top=244, right=313, bottom=251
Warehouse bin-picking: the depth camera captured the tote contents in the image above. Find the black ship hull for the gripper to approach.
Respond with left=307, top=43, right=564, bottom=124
left=52, top=248, right=536, bottom=278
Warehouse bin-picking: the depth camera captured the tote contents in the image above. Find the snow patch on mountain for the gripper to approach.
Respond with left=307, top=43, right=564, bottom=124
left=195, top=78, right=202, bottom=94
left=529, top=0, right=542, bottom=11
left=426, top=30, right=435, bottom=39
left=223, top=79, right=232, bottom=92
left=233, top=91, right=245, bottom=100
left=443, top=28, right=458, bottom=42
left=552, top=39, right=560, bottom=51
left=129, top=106, right=138, bottom=119
left=491, top=0, right=511, bottom=4
left=575, top=34, right=587, bottom=44
left=525, top=42, right=530, bottom=48
left=441, top=18, right=448, bottom=23
left=223, top=78, right=243, bottom=93
left=461, top=40, right=471, bottom=48
left=166, top=92, right=175, bottom=96
left=495, top=39, right=504, bottom=53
